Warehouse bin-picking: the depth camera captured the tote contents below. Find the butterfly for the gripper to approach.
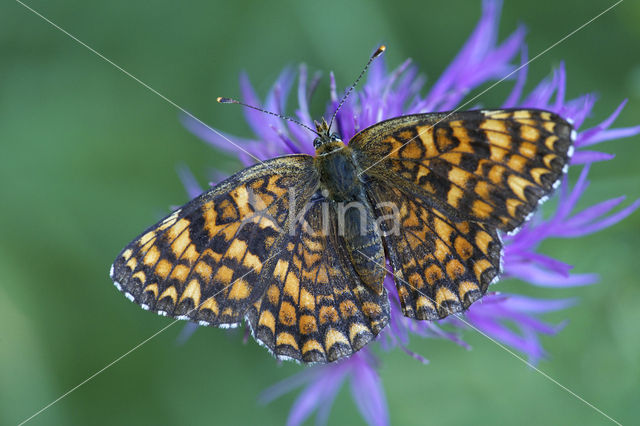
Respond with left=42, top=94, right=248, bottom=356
left=110, top=103, right=575, bottom=364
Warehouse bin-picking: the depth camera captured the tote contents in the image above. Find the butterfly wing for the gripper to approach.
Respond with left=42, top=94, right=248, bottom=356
left=110, top=154, right=388, bottom=363
left=245, top=197, right=390, bottom=363
left=110, top=155, right=319, bottom=328
left=367, top=180, right=501, bottom=319
left=350, top=109, right=573, bottom=319
left=350, top=109, right=574, bottom=233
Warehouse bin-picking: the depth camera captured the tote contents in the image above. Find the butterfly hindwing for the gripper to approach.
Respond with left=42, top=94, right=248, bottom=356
left=351, top=109, right=574, bottom=233
left=245, top=197, right=390, bottom=363
left=368, top=181, right=501, bottom=319
left=110, top=155, right=318, bottom=327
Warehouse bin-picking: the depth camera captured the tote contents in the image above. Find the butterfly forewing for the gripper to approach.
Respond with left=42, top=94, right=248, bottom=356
left=351, top=109, right=574, bottom=233
left=110, top=155, right=318, bottom=327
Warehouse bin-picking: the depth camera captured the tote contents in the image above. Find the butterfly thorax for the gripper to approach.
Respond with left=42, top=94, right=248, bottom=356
left=313, top=137, right=386, bottom=295
left=314, top=141, right=360, bottom=201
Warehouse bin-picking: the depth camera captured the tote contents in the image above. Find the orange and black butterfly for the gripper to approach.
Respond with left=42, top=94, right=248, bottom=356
left=110, top=51, right=575, bottom=364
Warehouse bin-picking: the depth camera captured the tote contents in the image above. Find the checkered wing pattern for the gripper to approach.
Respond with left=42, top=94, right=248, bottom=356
left=245, top=197, right=390, bottom=363
left=368, top=181, right=501, bottom=319
left=351, top=109, right=574, bottom=233
left=110, top=155, right=318, bottom=328
left=351, top=109, right=573, bottom=318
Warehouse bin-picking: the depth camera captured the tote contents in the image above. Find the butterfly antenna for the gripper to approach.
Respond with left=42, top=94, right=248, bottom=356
left=217, top=97, right=319, bottom=136
left=328, top=45, right=386, bottom=131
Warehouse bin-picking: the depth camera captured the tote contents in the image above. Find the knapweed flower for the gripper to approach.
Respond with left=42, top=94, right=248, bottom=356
left=180, top=0, right=640, bottom=424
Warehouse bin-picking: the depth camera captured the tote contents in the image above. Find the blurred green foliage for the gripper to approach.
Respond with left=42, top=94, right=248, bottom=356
left=2, top=0, right=639, bottom=424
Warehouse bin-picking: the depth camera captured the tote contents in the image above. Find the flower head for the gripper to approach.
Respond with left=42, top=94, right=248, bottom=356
left=180, top=0, right=640, bottom=424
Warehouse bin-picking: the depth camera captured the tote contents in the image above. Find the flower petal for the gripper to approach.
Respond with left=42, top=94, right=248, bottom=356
left=570, top=150, right=615, bottom=164
left=577, top=99, right=628, bottom=146
left=504, top=262, right=598, bottom=287
left=557, top=198, right=640, bottom=237
left=287, top=373, right=343, bottom=426
left=423, top=0, right=523, bottom=111
left=176, top=164, right=203, bottom=198
left=502, top=45, right=528, bottom=108
left=350, top=357, right=389, bottom=426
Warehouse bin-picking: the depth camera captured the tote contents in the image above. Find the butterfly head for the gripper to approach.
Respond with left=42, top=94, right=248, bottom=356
left=313, top=118, right=343, bottom=150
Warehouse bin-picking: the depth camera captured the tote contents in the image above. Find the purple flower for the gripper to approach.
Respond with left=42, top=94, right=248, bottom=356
left=180, top=0, right=640, bottom=424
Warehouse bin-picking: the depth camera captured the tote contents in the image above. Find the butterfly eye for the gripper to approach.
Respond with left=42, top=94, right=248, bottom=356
left=330, top=133, right=341, bottom=142
left=313, top=137, right=322, bottom=148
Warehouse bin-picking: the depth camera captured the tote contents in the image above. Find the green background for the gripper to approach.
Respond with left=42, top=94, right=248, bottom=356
left=2, top=0, right=639, bottom=424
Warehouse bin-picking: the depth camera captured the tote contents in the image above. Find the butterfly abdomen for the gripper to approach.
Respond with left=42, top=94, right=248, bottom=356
left=314, top=143, right=386, bottom=294
left=339, top=197, right=386, bottom=295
